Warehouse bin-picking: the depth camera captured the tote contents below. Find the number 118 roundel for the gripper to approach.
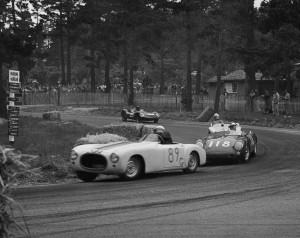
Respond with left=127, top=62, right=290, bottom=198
left=196, top=122, right=257, bottom=163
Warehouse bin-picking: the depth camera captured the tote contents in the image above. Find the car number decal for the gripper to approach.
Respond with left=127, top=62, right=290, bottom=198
left=168, top=148, right=184, bottom=165
left=208, top=140, right=231, bottom=148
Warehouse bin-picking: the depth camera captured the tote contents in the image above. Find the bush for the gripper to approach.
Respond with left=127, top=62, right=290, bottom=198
left=42, top=111, right=61, bottom=121
left=74, top=123, right=158, bottom=146
left=75, top=133, right=128, bottom=146
left=0, top=146, right=36, bottom=237
left=88, top=123, right=156, bottom=141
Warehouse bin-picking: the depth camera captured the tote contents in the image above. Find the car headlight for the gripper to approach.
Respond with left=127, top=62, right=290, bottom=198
left=110, top=153, right=119, bottom=163
left=234, top=140, right=244, bottom=151
left=140, top=113, right=145, bottom=117
left=196, top=139, right=204, bottom=148
left=71, top=150, right=78, bottom=160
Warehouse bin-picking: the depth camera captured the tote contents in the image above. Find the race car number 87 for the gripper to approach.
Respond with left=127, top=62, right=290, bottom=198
left=208, top=141, right=231, bottom=147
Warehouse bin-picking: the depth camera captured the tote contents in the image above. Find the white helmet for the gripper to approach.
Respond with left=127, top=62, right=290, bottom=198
left=229, top=122, right=237, bottom=129
left=213, top=113, right=220, bottom=119
left=154, top=125, right=165, bottom=133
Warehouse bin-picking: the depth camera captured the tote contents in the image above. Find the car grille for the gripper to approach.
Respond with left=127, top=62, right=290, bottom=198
left=80, top=153, right=107, bottom=171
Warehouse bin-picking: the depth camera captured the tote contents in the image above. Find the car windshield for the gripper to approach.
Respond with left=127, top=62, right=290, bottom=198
left=140, top=133, right=161, bottom=142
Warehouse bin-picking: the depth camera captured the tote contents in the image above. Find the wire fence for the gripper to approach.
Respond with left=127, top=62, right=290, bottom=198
left=22, top=92, right=300, bottom=114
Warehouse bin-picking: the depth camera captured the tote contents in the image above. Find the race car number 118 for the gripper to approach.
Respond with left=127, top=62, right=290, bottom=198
left=208, top=141, right=231, bottom=148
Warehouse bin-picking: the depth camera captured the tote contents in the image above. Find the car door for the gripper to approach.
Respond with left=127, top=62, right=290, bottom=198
left=157, top=143, right=185, bottom=169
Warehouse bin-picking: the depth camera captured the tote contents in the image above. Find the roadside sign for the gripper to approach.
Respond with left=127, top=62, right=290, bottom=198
left=8, top=121, right=19, bottom=126
left=9, top=70, right=20, bottom=83
left=8, top=130, right=19, bottom=136
left=8, top=117, right=19, bottom=121
left=8, top=70, right=21, bottom=144
left=8, top=106, right=20, bottom=112
left=8, top=97, right=21, bottom=102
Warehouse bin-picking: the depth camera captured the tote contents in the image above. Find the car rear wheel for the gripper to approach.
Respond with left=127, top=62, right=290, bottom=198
left=239, top=145, right=250, bottom=163
left=120, top=156, right=142, bottom=180
left=122, top=115, right=127, bottom=121
left=76, top=171, right=98, bottom=182
left=183, top=152, right=199, bottom=173
left=251, top=143, right=257, bottom=157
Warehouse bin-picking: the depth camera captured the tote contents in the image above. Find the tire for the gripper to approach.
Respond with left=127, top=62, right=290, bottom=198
left=183, top=151, right=199, bottom=173
left=251, top=143, right=257, bottom=157
left=239, top=145, right=250, bottom=163
left=122, top=115, right=127, bottom=121
left=120, top=156, right=142, bottom=180
left=76, top=171, right=98, bottom=182
left=121, top=111, right=127, bottom=121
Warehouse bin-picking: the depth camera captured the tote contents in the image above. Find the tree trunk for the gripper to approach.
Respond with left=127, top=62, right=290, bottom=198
left=159, top=43, right=165, bottom=95
left=105, top=55, right=111, bottom=93
left=128, top=63, right=134, bottom=106
left=0, top=57, right=7, bottom=119
left=185, top=1, right=193, bottom=112
left=196, top=8, right=203, bottom=95
left=90, top=48, right=96, bottom=92
left=123, top=43, right=128, bottom=94
left=244, top=0, right=255, bottom=112
left=59, top=0, right=66, bottom=85
left=66, top=26, right=71, bottom=85
left=214, top=31, right=223, bottom=112
left=196, top=52, right=202, bottom=95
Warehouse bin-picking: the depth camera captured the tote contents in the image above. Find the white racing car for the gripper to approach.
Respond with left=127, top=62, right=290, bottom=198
left=70, top=133, right=206, bottom=181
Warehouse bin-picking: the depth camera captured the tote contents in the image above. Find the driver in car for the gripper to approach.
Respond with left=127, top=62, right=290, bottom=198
left=211, top=113, right=224, bottom=126
left=154, top=126, right=173, bottom=144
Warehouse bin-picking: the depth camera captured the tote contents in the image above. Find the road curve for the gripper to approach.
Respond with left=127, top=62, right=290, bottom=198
left=13, top=114, right=300, bottom=238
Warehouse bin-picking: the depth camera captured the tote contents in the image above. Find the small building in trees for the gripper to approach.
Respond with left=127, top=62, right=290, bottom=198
left=206, top=69, right=296, bottom=99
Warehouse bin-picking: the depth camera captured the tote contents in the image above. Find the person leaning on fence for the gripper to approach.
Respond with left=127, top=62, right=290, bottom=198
left=281, top=90, right=291, bottom=115
left=272, top=89, right=280, bottom=116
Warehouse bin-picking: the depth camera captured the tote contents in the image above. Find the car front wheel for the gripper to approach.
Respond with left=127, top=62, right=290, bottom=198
left=239, top=146, right=250, bottom=163
left=183, top=152, right=199, bottom=173
left=76, top=171, right=98, bottom=182
left=120, top=156, right=142, bottom=180
left=251, top=143, right=257, bottom=157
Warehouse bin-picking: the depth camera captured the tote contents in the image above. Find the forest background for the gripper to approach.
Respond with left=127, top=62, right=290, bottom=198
left=1, top=0, right=300, bottom=118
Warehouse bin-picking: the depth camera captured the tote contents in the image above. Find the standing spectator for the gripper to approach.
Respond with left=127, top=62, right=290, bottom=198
left=281, top=89, right=291, bottom=115
left=254, top=89, right=261, bottom=112
left=249, top=89, right=256, bottom=112
left=272, top=89, right=280, bottom=116
left=220, top=88, right=228, bottom=111
left=262, top=90, right=271, bottom=114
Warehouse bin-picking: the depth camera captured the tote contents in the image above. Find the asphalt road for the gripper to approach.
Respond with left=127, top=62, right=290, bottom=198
left=12, top=114, right=300, bottom=238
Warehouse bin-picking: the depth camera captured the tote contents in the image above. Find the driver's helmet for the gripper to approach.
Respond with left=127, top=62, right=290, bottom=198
left=154, top=125, right=165, bottom=134
left=229, top=122, right=237, bottom=130
left=213, top=113, right=220, bottom=120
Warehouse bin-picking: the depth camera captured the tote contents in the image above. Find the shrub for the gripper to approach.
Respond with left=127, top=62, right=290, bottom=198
left=0, top=146, right=37, bottom=237
left=88, top=123, right=156, bottom=141
left=75, top=123, right=157, bottom=146
left=75, top=133, right=128, bottom=146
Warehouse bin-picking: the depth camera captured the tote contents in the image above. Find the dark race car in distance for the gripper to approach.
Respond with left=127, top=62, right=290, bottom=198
left=196, top=123, right=257, bottom=163
left=121, top=107, right=160, bottom=123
